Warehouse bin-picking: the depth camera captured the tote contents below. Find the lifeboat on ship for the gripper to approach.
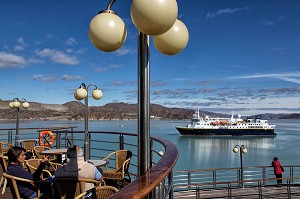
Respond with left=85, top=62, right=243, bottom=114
left=220, top=120, right=228, bottom=125
left=210, top=121, right=219, bottom=125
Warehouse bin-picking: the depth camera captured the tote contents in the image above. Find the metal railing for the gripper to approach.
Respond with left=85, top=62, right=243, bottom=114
left=0, top=127, right=177, bottom=198
left=173, top=166, right=300, bottom=198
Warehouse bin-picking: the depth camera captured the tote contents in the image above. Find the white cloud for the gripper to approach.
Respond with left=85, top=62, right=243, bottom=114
left=17, top=37, right=25, bottom=46
left=61, top=74, right=83, bottom=81
left=65, top=37, right=77, bottom=46
left=14, top=45, right=25, bottom=51
left=0, top=52, right=27, bottom=68
left=262, top=20, right=275, bottom=26
left=95, top=67, right=110, bottom=72
left=35, top=48, right=79, bottom=65
left=228, top=72, right=300, bottom=85
left=115, top=47, right=135, bottom=56
left=32, top=74, right=56, bottom=82
left=206, top=7, right=249, bottom=19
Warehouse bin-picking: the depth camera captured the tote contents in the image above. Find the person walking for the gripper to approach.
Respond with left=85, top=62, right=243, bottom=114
left=272, top=157, right=284, bottom=187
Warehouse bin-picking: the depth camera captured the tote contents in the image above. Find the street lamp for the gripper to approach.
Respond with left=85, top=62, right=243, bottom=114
left=233, top=145, right=247, bottom=187
left=9, top=98, right=30, bottom=145
left=88, top=0, right=188, bottom=178
left=74, top=83, right=103, bottom=160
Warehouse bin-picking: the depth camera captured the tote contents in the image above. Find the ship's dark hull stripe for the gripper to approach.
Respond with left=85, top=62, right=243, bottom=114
left=176, top=127, right=276, bottom=136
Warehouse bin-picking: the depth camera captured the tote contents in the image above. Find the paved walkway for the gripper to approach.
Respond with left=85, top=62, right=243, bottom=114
left=174, top=185, right=300, bottom=198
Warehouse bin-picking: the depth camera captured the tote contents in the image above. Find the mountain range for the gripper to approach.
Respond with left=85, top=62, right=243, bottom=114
left=0, top=100, right=299, bottom=120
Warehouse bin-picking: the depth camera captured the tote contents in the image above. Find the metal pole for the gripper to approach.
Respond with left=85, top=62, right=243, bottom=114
left=138, top=31, right=150, bottom=177
left=84, top=94, right=89, bottom=160
left=240, top=148, right=244, bottom=188
left=15, top=107, right=20, bottom=145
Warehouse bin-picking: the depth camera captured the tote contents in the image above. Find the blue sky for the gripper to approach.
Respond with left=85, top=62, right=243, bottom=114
left=1, top=0, right=300, bottom=116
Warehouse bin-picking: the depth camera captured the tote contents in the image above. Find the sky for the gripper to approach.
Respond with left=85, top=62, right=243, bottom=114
left=1, top=0, right=300, bottom=116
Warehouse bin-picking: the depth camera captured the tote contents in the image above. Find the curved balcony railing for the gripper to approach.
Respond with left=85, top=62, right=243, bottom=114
left=0, top=126, right=179, bottom=198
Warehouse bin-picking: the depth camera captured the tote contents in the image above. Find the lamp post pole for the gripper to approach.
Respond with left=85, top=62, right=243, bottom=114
left=88, top=0, right=189, bottom=179
left=138, top=32, right=151, bottom=175
left=9, top=98, right=30, bottom=145
left=74, top=83, right=103, bottom=160
left=233, top=145, right=247, bottom=188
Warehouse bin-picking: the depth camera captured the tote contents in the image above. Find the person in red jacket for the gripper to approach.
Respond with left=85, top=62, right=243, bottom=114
left=272, top=157, right=283, bottom=187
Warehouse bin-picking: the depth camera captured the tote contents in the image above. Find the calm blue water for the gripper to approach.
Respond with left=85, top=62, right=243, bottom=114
left=0, top=119, right=299, bottom=171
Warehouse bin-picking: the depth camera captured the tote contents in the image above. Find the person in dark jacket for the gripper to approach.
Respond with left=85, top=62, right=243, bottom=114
left=7, top=146, right=53, bottom=198
left=272, top=157, right=283, bottom=187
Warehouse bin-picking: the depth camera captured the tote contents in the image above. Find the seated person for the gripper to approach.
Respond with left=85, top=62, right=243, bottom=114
left=54, top=145, right=102, bottom=191
left=7, top=146, right=54, bottom=198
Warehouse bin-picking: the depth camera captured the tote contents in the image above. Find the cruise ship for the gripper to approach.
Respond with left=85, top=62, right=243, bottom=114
left=176, top=110, right=276, bottom=136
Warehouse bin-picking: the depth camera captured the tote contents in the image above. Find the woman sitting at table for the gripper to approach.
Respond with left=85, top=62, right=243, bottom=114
left=7, top=146, right=54, bottom=198
left=54, top=145, right=102, bottom=191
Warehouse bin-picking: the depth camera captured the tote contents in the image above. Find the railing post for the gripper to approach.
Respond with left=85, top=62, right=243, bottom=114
left=213, top=170, right=216, bottom=189
left=64, top=131, right=68, bottom=147
left=150, top=139, right=153, bottom=166
left=169, top=171, right=174, bottom=199
left=188, top=171, right=191, bottom=190
left=196, top=186, right=200, bottom=199
left=258, top=181, right=262, bottom=199
left=119, top=134, right=124, bottom=150
left=88, top=133, right=91, bottom=158
left=290, top=166, right=294, bottom=185
left=71, top=128, right=74, bottom=144
left=262, top=168, right=266, bottom=186
left=287, top=179, right=291, bottom=199
left=8, top=130, right=12, bottom=143
left=152, top=182, right=164, bottom=199
left=227, top=183, right=232, bottom=198
left=56, top=133, right=61, bottom=149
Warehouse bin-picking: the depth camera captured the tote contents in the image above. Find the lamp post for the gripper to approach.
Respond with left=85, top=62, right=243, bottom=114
left=233, top=145, right=247, bottom=187
left=88, top=0, right=189, bottom=178
left=9, top=98, right=30, bottom=145
left=74, top=83, right=103, bottom=160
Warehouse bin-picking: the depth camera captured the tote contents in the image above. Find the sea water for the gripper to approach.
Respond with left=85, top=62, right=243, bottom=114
left=0, top=119, right=299, bottom=171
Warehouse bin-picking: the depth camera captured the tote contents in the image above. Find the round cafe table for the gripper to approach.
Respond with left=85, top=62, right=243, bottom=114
left=87, top=159, right=109, bottom=173
left=40, top=148, right=68, bottom=163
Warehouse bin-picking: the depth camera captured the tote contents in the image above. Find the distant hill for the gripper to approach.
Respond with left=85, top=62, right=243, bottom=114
left=0, top=100, right=298, bottom=120
left=0, top=100, right=226, bottom=120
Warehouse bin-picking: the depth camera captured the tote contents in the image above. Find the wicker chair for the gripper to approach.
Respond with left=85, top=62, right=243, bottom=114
left=34, top=146, right=49, bottom=159
left=20, top=140, right=36, bottom=158
left=0, top=142, right=14, bottom=155
left=53, top=177, right=105, bottom=199
left=3, top=172, right=41, bottom=199
left=74, top=186, right=119, bottom=199
left=102, top=150, right=132, bottom=188
left=25, top=159, right=53, bottom=179
left=95, top=186, right=119, bottom=199
left=0, top=155, right=8, bottom=194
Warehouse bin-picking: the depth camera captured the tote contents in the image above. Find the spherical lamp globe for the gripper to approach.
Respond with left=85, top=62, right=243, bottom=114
left=9, top=102, right=14, bottom=109
left=13, top=101, right=21, bottom=108
left=130, top=0, right=178, bottom=36
left=153, top=19, right=189, bottom=55
left=233, top=147, right=239, bottom=153
left=75, top=88, right=87, bottom=100
left=22, top=102, right=30, bottom=109
left=89, top=11, right=127, bottom=52
left=242, top=148, right=248, bottom=154
left=92, top=89, right=103, bottom=100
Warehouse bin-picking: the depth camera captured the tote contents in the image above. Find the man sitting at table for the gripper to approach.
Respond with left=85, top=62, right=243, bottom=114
left=54, top=145, right=102, bottom=191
